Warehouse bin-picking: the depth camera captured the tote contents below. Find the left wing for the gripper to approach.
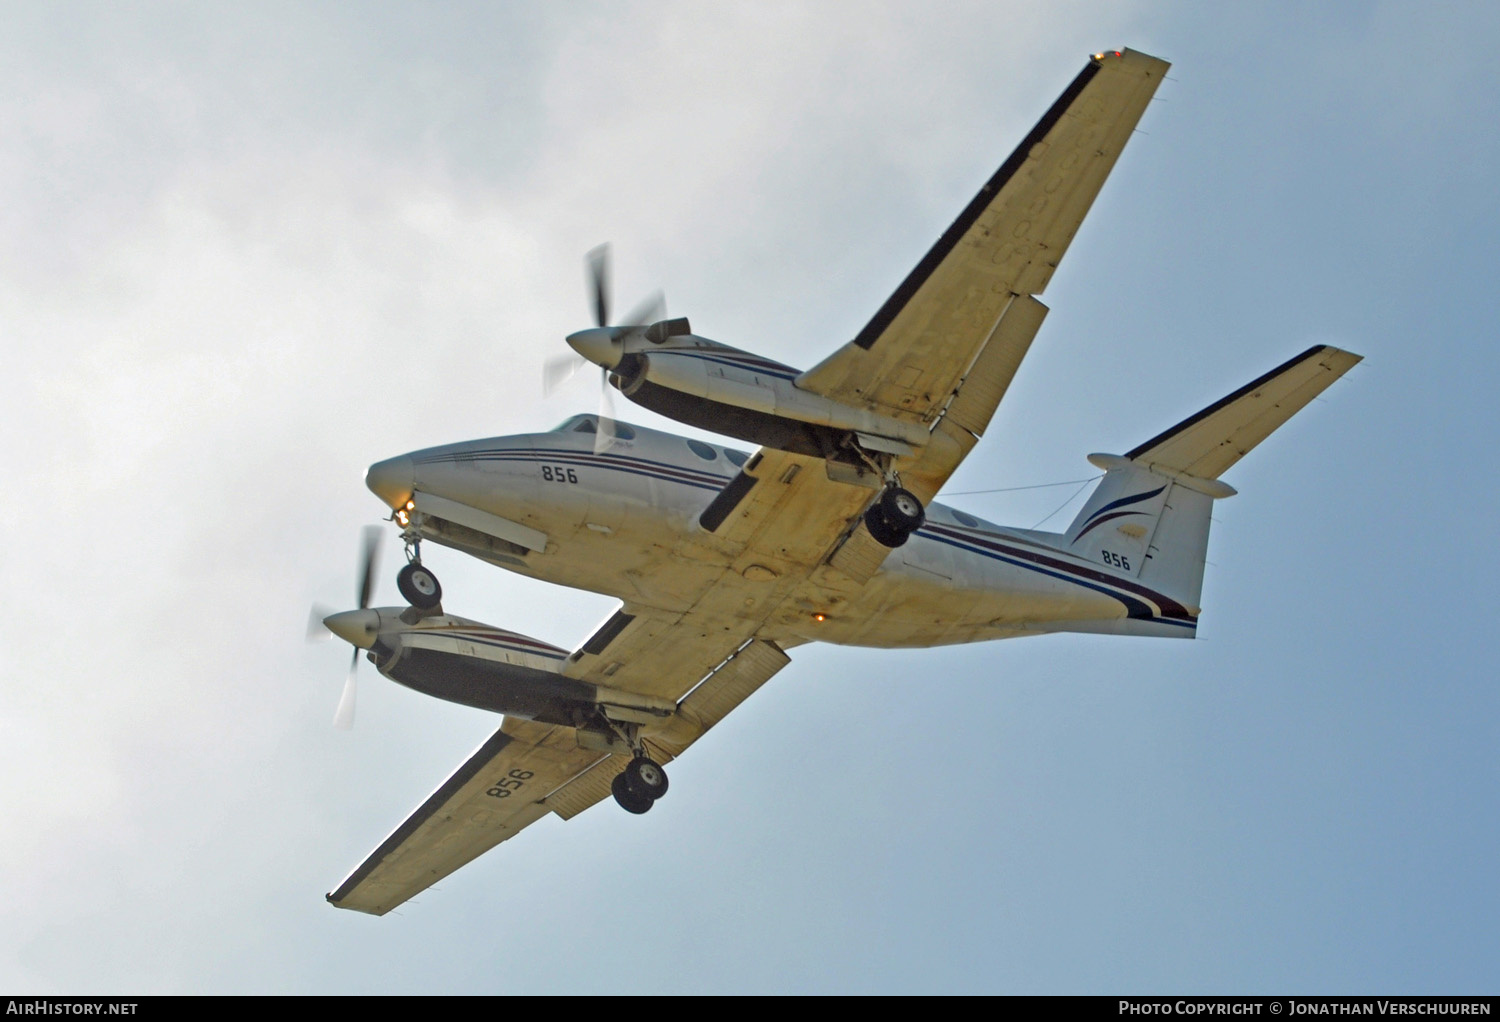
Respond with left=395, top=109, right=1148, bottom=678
left=327, top=720, right=605, bottom=915
left=328, top=631, right=794, bottom=916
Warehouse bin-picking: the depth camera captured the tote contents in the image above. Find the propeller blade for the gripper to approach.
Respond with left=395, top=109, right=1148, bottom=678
left=543, top=353, right=587, bottom=396
left=595, top=367, right=617, bottom=455
left=587, top=244, right=610, bottom=328
left=333, top=650, right=359, bottom=730
left=357, top=525, right=380, bottom=610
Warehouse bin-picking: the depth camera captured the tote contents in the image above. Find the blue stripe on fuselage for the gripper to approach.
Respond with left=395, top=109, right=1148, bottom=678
left=917, top=524, right=1196, bottom=627
left=416, top=448, right=733, bottom=492
left=651, top=349, right=800, bottom=381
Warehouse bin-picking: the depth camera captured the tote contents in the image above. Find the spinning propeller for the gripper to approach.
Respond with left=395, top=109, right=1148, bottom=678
left=308, top=526, right=381, bottom=730
left=543, top=244, right=663, bottom=453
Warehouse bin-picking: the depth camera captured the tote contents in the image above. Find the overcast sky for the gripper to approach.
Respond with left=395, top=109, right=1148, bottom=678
left=4, top=0, right=1498, bottom=994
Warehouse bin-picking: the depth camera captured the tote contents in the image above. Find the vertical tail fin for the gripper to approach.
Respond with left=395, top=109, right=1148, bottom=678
left=1060, top=344, right=1361, bottom=624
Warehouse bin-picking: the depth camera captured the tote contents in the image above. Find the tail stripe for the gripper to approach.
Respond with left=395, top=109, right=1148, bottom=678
left=922, top=523, right=1196, bottom=622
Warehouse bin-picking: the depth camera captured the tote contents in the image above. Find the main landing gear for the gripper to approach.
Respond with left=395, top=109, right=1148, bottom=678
left=611, top=755, right=670, bottom=815
left=864, top=485, right=926, bottom=548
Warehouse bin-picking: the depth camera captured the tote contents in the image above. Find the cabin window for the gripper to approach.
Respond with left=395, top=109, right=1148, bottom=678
left=686, top=439, right=718, bottom=461
left=723, top=449, right=749, bottom=467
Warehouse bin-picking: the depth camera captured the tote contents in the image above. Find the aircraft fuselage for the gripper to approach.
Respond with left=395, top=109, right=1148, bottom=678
left=366, top=416, right=1193, bottom=651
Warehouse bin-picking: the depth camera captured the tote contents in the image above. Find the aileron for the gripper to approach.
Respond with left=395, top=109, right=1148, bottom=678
left=327, top=722, right=605, bottom=915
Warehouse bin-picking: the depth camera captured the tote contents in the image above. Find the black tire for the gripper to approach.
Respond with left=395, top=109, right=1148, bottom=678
left=623, top=757, right=669, bottom=800
left=878, top=487, right=926, bottom=533
left=396, top=562, right=443, bottom=609
left=611, top=770, right=653, bottom=814
left=863, top=504, right=908, bottom=548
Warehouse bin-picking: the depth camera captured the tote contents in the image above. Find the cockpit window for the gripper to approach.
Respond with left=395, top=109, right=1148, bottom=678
left=552, top=414, right=595, bottom=434
left=550, top=414, right=635, bottom=440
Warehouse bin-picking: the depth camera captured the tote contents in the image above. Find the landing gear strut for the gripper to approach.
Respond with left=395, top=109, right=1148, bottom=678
left=864, top=485, right=926, bottom=548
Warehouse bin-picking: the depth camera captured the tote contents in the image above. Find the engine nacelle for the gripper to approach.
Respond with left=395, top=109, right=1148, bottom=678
left=367, top=610, right=674, bottom=729
left=612, top=335, right=927, bottom=459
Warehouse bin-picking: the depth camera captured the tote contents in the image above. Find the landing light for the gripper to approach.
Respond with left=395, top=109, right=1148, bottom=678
left=812, top=613, right=827, bottom=623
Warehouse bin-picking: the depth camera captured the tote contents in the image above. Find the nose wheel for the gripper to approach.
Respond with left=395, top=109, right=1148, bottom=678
left=397, top=561, right=443, bottom=609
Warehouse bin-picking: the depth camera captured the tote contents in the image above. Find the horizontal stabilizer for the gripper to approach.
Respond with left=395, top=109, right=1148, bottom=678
left=1125, top=345, right=1362, bottom=480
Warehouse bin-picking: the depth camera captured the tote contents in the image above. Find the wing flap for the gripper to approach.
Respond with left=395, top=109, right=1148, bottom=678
left=542, top=758, right=622, bottom=821
left=544, top=638, right=792, bottom=819
left=941, top=294, right=1050, bottom=438
left=671, top=637, right=791, bottom=742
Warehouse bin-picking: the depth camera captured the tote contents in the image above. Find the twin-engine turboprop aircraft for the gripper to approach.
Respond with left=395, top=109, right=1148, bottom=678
left=320, top=48, right=1361, bottom=915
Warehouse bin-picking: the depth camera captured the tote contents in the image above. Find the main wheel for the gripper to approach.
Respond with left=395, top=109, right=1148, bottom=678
left=396, top=562, right=443, bottom=609
left=623, top=757, right=669, bottom=801
left=863, top=504, right=909, bottom=548
left=877, top=486, right=926, bottom=533
left=611, top=770, right=653, bottom=814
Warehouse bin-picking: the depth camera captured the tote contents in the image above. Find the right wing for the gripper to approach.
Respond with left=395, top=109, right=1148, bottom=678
left=796, top=49, right=1169, bottom=436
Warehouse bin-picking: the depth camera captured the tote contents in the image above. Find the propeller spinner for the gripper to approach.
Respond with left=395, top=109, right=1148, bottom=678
left=543, top=244, right=664, bottom=453
left=317, top=526, right=382, bottom=730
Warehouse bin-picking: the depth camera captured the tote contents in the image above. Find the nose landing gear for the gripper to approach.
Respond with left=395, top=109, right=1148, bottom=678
left=396, top=562, right=442, bottom=609
left=395, top=534, right=443, bottom=610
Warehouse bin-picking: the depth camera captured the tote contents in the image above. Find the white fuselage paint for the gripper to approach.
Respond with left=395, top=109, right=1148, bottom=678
left=396, top=419, right=1183, bottom=651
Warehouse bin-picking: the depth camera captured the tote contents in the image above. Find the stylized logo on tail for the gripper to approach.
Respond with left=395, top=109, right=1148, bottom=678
left=1070, top=484, right=1166, bottom=544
